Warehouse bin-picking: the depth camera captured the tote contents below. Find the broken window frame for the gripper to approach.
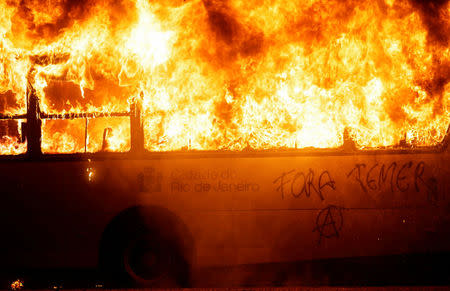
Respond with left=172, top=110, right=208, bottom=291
left=0, top=83, right=448, bottom=158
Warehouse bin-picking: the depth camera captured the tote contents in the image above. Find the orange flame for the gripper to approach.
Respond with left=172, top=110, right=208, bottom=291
left=0, top=0, right=448, bottom=153
left=10, top=279, right=24, bottom=291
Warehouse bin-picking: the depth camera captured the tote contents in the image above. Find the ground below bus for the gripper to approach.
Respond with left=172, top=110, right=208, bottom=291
left=1, top=253, right=449, bottom=289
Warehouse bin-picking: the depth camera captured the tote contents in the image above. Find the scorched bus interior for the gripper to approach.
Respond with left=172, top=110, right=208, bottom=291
left=1, top=81, right=449, bottom=159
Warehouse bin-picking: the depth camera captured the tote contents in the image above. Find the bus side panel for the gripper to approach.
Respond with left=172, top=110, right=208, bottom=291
left=0, top=150, right=448, bottom=270
left=138, top=151, right=450, bottom=268
left=0, top=160, right=137, bottom=269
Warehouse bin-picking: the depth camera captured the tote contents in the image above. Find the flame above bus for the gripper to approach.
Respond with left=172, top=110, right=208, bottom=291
left=0, top=0, right=449, bottom=154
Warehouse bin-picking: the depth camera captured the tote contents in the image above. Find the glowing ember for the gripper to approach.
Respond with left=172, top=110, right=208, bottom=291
left=0, top=0, right=448, bottom=154
left=10, top=279, right=23, bottom=290
left=87, top=159, right=95, bottom=181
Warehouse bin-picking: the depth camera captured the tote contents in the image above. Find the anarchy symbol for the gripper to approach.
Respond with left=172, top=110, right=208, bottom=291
left=313, top=205, right=343, bottom=245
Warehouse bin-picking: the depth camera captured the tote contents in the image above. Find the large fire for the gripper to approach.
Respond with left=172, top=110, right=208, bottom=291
left=0, top=0, right=448, bottom=154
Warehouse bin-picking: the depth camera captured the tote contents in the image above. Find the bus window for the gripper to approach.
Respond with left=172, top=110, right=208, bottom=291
left=42, top=119, right=85, bottom=154
left=0, top=119, right=26, bottom=155
left=0, top=90, right=27, bottom=155
left=42, top=117, right=130, bottom=154
left=86, top=117, right=130, bottom=153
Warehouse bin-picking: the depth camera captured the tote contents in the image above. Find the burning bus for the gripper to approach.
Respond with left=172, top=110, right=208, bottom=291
left=0, top=0, right=449, bottom=287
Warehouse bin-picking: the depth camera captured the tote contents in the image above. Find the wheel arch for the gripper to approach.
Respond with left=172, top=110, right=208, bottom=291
left=98, top=205, right=195, bottom=270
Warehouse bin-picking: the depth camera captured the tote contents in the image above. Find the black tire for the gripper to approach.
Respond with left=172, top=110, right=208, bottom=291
left=99, top=216, right=190, bottom=288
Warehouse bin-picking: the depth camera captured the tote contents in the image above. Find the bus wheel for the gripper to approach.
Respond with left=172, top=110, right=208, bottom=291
left=123, top=234, right=178, bottom=286
left=100, top=227, right=190, bottom=287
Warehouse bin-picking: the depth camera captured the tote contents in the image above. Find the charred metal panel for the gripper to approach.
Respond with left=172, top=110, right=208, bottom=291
left=137, top=151, right=450, bottom=267
left=0, top=148, right=448, bottom=270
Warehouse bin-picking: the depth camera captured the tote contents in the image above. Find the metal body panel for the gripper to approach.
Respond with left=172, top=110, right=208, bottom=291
left=137, top=151, right=450, bottom=267
left=0, top=148, right=448, bottom=270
